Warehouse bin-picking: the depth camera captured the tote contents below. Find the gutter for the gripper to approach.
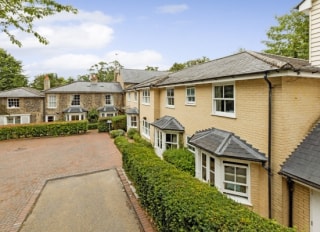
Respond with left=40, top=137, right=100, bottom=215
left=264, top=71, right=273, bottom=219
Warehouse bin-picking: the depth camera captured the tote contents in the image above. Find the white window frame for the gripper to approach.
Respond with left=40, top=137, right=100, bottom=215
left=142, top=89, right=150, bottom=105
left=48, top=95, right=57, bottom=108
left=71, top=94, right=80, bottom=106
left=166, top=88, right=175, bottom=107
left=186, top=136, right=195, bottom=153
left=223, top=162, right=249, bottom=200
left=130, top=115, right=137, bottom=128
left=155, top=129, right=163, bottom=149
left=185, top=86, right=196, bottom=105
left=201, top=152, right=215, bottom=186
left=127, top=92, right=131, bottom=101
left=134, top=92, right=138, bottom=102
left=142, top=119, right=150, bottom=138
left=165, top=133, right=178, bottom=149
left=46, top=115, right=55, bottom=122
left=7, top=115, right=21, bottom=124
left=105, top=94, right=113, bottom=105
left=65, top=113, right=86, bottom=121
left=212, top=83, right=235, bottom=118
left=7, top=98, right=19, bottom=108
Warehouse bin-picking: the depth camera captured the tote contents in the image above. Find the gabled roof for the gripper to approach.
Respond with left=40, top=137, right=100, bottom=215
left=97, top=105, right=118, bottom=112
left=189, top=128, right=267, bottom=163
left=0, top=87, right=44, bottom=98
left=127, top=74, right=169, bottom=90
left=279, top=122, right=320, bottom=189
left=45, top=81, right=123, bottom=93
left=152, top=51, right=320, bottom=87
left=151, top=115, right=184, bottom=131
left=119, top=69, right=170, bottom=85
left=62, top=106, right=88, bottom=113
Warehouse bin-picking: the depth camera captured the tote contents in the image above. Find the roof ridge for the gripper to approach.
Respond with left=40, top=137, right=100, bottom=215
left=246, top=51, right=290, bottom=69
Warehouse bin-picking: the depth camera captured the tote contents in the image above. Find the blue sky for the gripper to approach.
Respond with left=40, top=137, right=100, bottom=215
left=1, top=1, right=298, bottom=80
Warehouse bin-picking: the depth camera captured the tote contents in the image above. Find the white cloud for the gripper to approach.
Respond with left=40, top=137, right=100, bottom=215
left=157, top=4, right=188, bottom=14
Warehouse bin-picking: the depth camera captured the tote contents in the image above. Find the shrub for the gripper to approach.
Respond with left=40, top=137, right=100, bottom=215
left=110, top=129, right=125, bottom=138
left=163, top=148, right=195, bottom=176
left=0, top=120, right=88, bottom=141
left=114, top=136, right=295, bottom=232
left=127, top=128, right=139, bottom=139
left=87, top=108, right=99, bottom=123
left=98, top=115, right=127, bottom=132
left=88, top=123, right=98, bottom=130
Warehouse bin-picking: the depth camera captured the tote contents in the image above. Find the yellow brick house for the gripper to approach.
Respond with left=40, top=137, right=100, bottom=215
left=125, top=50, right=320, bottom=231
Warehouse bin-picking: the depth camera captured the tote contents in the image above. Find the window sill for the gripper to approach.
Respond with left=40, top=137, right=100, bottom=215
left=166, top=105, right=175, bottom=109
left=225, top=194, right=252, bottom=206
left=185, top=102, right=196, bottom=106
left=212, top=112, right=236, bottom=119
left=142, top=103, right=150, bottom=106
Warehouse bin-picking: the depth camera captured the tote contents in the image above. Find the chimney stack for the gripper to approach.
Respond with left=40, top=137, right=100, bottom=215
left=44, top=75, right=50, bottom=90
left=90, top=74, right=98, bottom=85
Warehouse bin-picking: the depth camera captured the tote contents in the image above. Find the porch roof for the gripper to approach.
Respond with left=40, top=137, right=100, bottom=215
left=125, top=107, right=139, bottom=114
left=151, top=115, right=184, bottom=131
left=279, top=122, right=320, bottom=189
left=97, top=105, right=118, bottom=112
left=62, top=106, right=88, bottom=113
left=189, top=128, right=267, bottom=163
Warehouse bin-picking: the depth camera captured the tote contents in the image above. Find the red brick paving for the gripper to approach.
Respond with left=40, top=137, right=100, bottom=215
left=0, top=130, right=156, bottom=232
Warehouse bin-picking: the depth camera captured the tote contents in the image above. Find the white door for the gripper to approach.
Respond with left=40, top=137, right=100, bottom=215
left=310, top=189, right=320, bottom=232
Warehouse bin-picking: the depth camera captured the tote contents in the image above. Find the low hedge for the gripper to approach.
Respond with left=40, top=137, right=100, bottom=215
left=98, top=115, right=127, bottom=132
left=88, top=123, right=98, bottom=130
left=110, top=129, right=125, bottom=138
left=0, top=120, right=88, bottom=141
left=114, top=136, right=294, bottom=232
left=163, top=148, right=195, bottom=176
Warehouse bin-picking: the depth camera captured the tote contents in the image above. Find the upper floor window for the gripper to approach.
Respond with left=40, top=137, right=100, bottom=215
left=105, top=94, right=113, bottom=105
left=71, top=94, right=80, bottom=106
left=127, top=92, right=131, bottom=101
left=48, top=95, right=57, bottom=108
left=134, top=92, right=138, bottom=102
left=223, top=162, right=248, bottom=199
left=213, top=83, right=235, bottom=117
left=7, top=98, right=19, bottom=108
left=166, top=88, right=174, bottom=107
left=142, top=89, right=150, bottom=104
left=186, top=87, right=195, bottom=105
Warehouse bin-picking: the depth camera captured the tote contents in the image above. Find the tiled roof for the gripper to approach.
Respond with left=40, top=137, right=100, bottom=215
left=189, top=128, right=267, bottom=163
left=45, top=81, right=123, bottom=93
left=127, top=74, right=169, bottom=90
left=279, top=122, right=320, bottom=189
left=125, top=107, right=139, bottom=114
left=154, top=51, right=320, bottom=86
left=62, top=107, right=88, bottom=113
left=0, top=87, right=44, bottom=98
left=97, top=105, right=118, bottom=112
left=120, top=69, right=170, bottom=84
left=151, top=115, right=184, bottom=131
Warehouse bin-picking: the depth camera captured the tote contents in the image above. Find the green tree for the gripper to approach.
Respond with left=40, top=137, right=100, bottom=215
left=169, top=56, right=210, bottom=72
left=86, top=60, right=123, bottom=82
left=145, top=66, right=159, bottom=71
left=29, top=73, right=69, bottom=90
left=262, top=10, right=309, bottom=59
left=0, top=48, right=28, bottom=91
left=0, top=0, right=77, bottom=47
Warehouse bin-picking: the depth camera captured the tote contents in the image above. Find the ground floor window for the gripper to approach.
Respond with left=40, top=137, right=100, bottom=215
left=65, top=113, right=86, bottom=121
left=100, top=112, right=117, bottom=117
left=142, top=119, right=150, bottom=137
left=46, top=115, right=55, bottom=122
left=201, top=153, right=215, bottom=186
left=186, top=136, right=195, bottom=153
left=131, top=115, right=137, bottom=127
left=165, top=133, right=178, bottom=149
left=156, top=129, right=163, bottom=149
left=223, top=162, right=248, bottom=198
left=7, top=116, right=21, bottom=124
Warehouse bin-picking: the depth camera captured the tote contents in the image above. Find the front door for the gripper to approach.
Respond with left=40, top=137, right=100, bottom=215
left=310, top=189, right=320, bottom=232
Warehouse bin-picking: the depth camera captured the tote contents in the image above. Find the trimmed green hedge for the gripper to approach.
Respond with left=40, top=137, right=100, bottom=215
left=110, top=129, right=125, bottom=138
left=98, top=115, right=127, bottom=132
left=163, top=148, right=195, bottom=176
left=0, top=120, right=88, bottom=141
left=115, top=136, right=295, bottom=232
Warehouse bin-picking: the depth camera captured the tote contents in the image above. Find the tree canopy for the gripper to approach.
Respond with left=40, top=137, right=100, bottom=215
left=29, top=73, right=73, bottom=90
left=169, top=56, right=210, bottom=72
left=0, top=48, right=28, bottom=91
left=0, top=0, right=77, bottom=47
left=262, top=10, right=309, bottom=59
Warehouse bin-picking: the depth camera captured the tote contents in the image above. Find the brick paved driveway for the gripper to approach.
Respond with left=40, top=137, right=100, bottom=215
left=0, top=130, right=122, bottom=232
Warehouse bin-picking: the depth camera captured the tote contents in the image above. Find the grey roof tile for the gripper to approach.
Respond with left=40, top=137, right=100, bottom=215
left=280, top=123, right=320, bottom=189
left=45, top=81, right=123, bottom=93
left=120, top=69, right=170, bottom=84
left=189, top=128, right=267, bottom=162
left=125, top=107, right=139, bottom=114
left=151, top=115, right=184, bottom=131
left=97, top=105, right=118, bottom=112
left=62, top=107, right=88, bottom=113
left=0, top=87, right=44, bottom=98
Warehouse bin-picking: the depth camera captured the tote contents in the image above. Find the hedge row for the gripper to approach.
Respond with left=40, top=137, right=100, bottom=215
left=114, top=136, right=294, bottom=232
left=163, top=148, right=195, bottom=176
left=0, top=120, right=88, bottom=141
left=98, top=115, right=126, bottom=132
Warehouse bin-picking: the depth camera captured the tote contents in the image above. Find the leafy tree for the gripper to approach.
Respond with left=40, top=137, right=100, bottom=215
left=29, top=73, right=69, bottom=90
left=262, top=10, right=309, bottom=59
left=0, top=0, right=77, bottom=47
left=83, top=60, right=123, bottom=82
left=145, top=66, right=159, bottom=71
left=0, top=48, right=28, bottom=91
left=169, top=56, right=210, bottom=72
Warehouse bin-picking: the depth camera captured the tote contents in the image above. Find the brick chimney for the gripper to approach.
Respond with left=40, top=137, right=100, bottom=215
left=44, top=75, right=50, bottom=90
left=90, top=74, right=98, bottom=85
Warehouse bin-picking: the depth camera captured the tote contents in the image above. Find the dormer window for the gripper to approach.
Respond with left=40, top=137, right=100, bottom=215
left=8, top=98, right=19, bottom=108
